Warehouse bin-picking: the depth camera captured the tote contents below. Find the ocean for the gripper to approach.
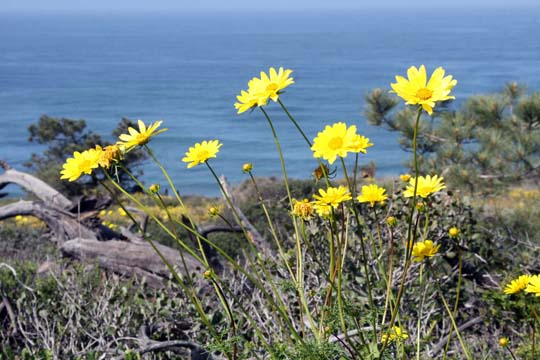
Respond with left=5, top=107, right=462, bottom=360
left=1, top=8, right=539, bottom=196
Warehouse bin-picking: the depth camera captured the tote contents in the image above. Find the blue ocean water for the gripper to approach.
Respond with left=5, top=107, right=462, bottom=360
left=1, top=9, right=539, bottom=196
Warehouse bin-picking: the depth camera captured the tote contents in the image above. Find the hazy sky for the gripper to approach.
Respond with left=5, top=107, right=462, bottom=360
left=2, top=0, right=539, bottom=13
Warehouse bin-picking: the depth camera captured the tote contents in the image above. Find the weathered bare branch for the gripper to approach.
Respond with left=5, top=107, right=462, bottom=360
left=219, top=175, right=271, bottom=254
left=0, top=200, right=96, bottom=242
left=60, top=238, right=204, bottom=287
left=0, top=164, right=72, bottom=209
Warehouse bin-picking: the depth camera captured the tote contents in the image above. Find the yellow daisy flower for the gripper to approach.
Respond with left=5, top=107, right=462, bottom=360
left=234, top=90, right=259, bottom=114
left=292, top=199, right=314, bottom=220
left=390, top=65, right=457, bottom=115
left=311, top=122, right=359, bottom=164
left=400, top=173, right=411, bottom=182
left=381, top=326, right=409, bottom=343
left=313, top=202, right=332, bottom=218
left=525, top=274, right=540, bottom=296
left=357, top=184, right=388, bottom=207
left=60, top=148, right=101, bottom=182
left=182, top=140, right=223, bottom=168
left=117, top=119, right=167, bottom=149
left=248, top=67, right=294, bottom=105
left=313, top=185, right=352, bottom=208
left=411, top=240, right=440, bottom=262
left=234, top=67, right=294, bottom=113
left=403, top=175, right=446, bottom=198
left=504, top=274, right=531, bottom=295
left=349, top=133, right=373, bottom=154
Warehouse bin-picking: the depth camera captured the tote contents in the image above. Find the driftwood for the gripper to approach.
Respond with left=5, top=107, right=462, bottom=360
left=0, top=161, right=72, bottom=209
left=60, top=238, right=204, bottom=288
left=0, top=161, right=267, bottom=287
left=0, top=200, right=96, bottom=242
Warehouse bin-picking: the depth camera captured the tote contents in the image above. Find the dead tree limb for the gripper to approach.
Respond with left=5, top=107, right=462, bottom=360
left=0, top=200, right=96, bottom=242
left=114, top=325, right=224, bottom=360
left=0, top=161, right=72, bottom=209
left=219, top=176, right=271, bottom=254
left=60, top=238, right=204, bottom=287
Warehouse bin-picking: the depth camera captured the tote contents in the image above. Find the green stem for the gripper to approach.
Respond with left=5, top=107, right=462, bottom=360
left=339, top=157, right=377, bottom=340
left=205, top=161, right=303, bottom=343
left=380, top=107, right=423, bottom=358
left=429, top=261, right=472, bottom=360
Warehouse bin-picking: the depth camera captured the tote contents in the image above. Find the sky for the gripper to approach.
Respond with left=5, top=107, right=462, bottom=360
left=2, top=0, right=539, bottom=13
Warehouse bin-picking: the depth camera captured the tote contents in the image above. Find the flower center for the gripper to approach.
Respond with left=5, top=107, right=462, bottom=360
left=266, top=83, right=279, bottom=92
left=79, top=160, right=92, bottom=173
left=198, top=150, right=210, bottom=161
left=416, top=88, right=433, bottom=101
left=328, top=137, right=343, bottom=150
left=135, top=133, right=149, bottom=145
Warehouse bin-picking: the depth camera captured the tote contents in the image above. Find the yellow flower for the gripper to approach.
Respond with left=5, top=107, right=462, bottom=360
left=149, top=183, right=160, bottom=194
left=313, top=202, right=332, bottom=218
left=525, top=274, right=540, bottom=296
left=357, top=184, right=388, bottom=207
left=242, top=163, right=253, bottom=173
left=504, top=274, right=531, bottom=295
left=118, top=208, right=127, bottom=217
left=403, top=175, right=446, bottom=198
left=400, top=173, right=411, bottom=182
left=390, top=65, right=457, bottom=115
left=311, top=122, right=360, bottom=164
left=117, top=120, right=167, bottom=149
left=349, top=134, right=373, bottom=154
left=412, top=240, right=440, bottom=262
left=381, top=326, right=409, bottom=343
left=386, top=216, right=397, bottom=226
left=234, top=67, right=294, bottom=113
left=234, top=90, right=259, bottom=114
left=499, top=337, right=509, bottom=347
left=313, top=186, right=352, bottom=208
left=96, top=144, right=121, bottom=169
left=292, top=199, right=314, bottom=220
left=208, top=206, right=220, bottom=217
left=182, top=140, right=223, bottom=168
left=60, top=148, right=101, bottom=182
left=248, top=67, right=294, bottom=106
left=448, top=227, right=460, bottom=238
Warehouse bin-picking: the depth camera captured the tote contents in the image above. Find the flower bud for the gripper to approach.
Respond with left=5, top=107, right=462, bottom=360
left=448, top=227, right=460, bottom=238
left=242, top=163, right=253, bottom=173
left=149, top=183, right=160, bottom=194
left=499, top=337, right=509, bottom=347
left=208, top=206, right=220, bottom=217
left=400, top=173, right=411, bottom=182
left=386, top=216, right=397, bottom=227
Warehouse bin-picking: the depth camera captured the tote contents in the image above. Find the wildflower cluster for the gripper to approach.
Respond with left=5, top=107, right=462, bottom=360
left=56, top=64, right=462, bottom=359
left=234, top=67, right=294, bottom=114
left=60, top=120, right=165, bottom=182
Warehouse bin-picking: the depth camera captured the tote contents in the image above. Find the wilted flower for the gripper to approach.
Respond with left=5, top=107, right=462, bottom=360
left=381, top=326, right=409, bottom=343
left=292, top=199, right=314, bottom=220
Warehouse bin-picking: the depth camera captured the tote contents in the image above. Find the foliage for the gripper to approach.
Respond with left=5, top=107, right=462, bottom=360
left=365, top=83, right=540, bottom=194
left=25, top=115, right=147, bottom=196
